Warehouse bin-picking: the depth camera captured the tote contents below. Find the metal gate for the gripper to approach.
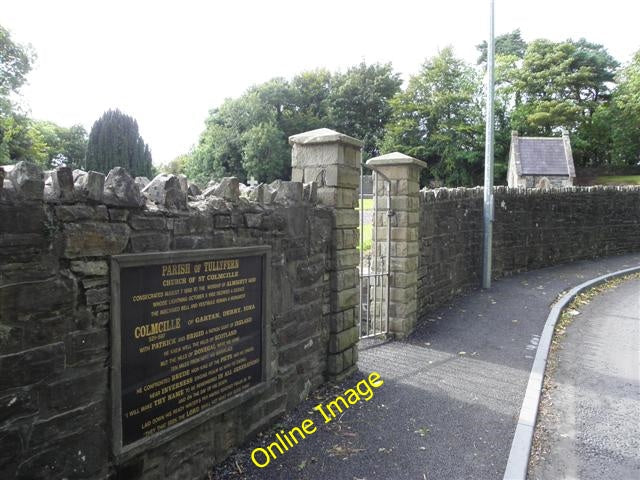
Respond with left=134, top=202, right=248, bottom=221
left=358, top=164, right=392, bottom=339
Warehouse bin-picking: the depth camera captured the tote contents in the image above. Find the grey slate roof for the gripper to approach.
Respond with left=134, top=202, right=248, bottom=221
left=517, top=137, right=572, bottom=176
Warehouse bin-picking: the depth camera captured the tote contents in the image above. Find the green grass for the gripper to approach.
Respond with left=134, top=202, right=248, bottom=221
left=594, top=175, right=640, bottom=185
left=356, top=198, right=374, bottom=210
left=357, top=223, right=372, bottom=252
left=355, top=198, right=373, bottom=251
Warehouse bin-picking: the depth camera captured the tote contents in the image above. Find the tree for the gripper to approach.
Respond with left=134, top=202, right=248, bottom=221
left=162, top=153, right=190, bottom=175
left=476, top=29, right=527, bottom=65
left=0, top=25, right=88, bottom=168
left=476, top=31, right=528, bottom=181
left=511, top=38, right=618, bottom=166
left=253, top=70, right=334, bottom=141
left=0, top=25, right=35, bottom=97
left=185, top=62, right=402, bottom=183
left=286, top=70, right=332, bottom=135
left=241, top=122, right=289, bottom=182
left=329, top=62, right=402, bottom=159
left=28, top=121, right=88, bottom=168
left=0, top=24, right=38, bottom=165
left=609, top=50, right=640, bottom=165
left=382, top=48, right=484, bottom=186
left=187, top=72, right=330, bottom=184
left=187, top=119, right=243, bottom=184
left=185, top=92, right=286, bottom=184
left=491, top=54, right=524, bottom=181
left=58, top=124, right=89, bottom=167
left=0, top=114, right=48, bottom=166
left=86, top=109, right=153, bottom=177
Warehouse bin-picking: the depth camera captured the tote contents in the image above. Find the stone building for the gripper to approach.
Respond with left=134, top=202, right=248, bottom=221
left=507, top=130, right=576, bottom=188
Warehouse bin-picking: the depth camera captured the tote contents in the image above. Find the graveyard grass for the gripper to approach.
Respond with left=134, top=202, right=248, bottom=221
left=356, top=198, right=373, bottom=251
left=358, top=198, right=374, bottom=210
left=595, top=175, right=640, bottom=185
left=358, top=223, right=372, bottom=251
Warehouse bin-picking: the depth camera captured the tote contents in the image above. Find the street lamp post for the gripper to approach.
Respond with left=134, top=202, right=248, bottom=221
left=482, top=0, right=495, bottom=289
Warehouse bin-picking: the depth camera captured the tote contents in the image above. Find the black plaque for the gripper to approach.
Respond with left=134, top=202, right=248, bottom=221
left=110, top=247, right=270, bottom=458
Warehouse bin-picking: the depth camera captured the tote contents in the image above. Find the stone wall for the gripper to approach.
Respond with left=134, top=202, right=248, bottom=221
left=3, top=137, right=639, bottom=479
left=0, top=162, right=335, bottom=479
left=418, top=186, right=640, bottom=316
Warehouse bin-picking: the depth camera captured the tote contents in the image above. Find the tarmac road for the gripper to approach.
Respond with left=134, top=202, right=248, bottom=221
left=211, top=253, right=640, bottom=480
left=528, top=276, right=640, bottom=480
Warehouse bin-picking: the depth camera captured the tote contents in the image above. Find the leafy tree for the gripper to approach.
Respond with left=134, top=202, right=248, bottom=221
left=186, top=92, right=284, bottom=183
left=86, top=109, right=153, bottom=177
left=286, top=70, right=333, bottom=135
left=187, top=120, right=241, bottom=184
left=0, top=24, right=39, bottom=165
left=0, top=115, right=48, bottom=166
left=382, top=48, right=484, bottom=186
left=186, top=62, right=402, bottom=182
left=162, top=153, right=190, bottom=175
left=28, top=121, right=88, bottom=168
left=476, top=29, right=527, bottom=65
left=58, top=124, right=89, bottom=167
left=491, top=54, right=524, bottom=182
left=476, top=32, right=528, bottom=181
left=187, top=73, right=328, bottom=183
left=609, top=51, right=640, bottom=166
left=253, top=70, right=333, bottom=140
left=0, top=25, right=35, bottom=97
left=241, top=122, right=289, bottom=182
left=252, top=78, right=293, bottom=129
left=329, top=62, right=402, bottom=159
left=511, top=38, right=618, bottom=166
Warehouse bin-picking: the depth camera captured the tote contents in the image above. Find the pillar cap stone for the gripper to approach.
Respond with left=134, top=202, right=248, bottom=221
left=366, top=152, right=427, bottom=169
left=289, top=128, right=363, bottom=148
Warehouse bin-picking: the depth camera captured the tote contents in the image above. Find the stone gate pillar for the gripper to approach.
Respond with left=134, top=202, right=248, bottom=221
left=289, top=128, right=362, bottom=381
left=366, top=152, right=427, bottom=338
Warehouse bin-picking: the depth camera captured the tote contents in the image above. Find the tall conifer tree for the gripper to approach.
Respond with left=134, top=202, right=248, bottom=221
left=85, top=109, right=153, bottom=177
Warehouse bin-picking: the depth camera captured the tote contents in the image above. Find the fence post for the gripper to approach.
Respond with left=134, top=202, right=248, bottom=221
left=289, top=128, right=363, bottom=381
left=366, top=152, right=427, bottom=338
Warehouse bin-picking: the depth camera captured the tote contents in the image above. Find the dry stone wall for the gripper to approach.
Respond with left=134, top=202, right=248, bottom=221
left=418, top=186, right=640, bottom=316
left=0, top=162, right=334, bottom=479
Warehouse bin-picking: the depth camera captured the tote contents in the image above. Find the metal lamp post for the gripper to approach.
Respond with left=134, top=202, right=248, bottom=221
left=482, top=0, right=495, bottom=289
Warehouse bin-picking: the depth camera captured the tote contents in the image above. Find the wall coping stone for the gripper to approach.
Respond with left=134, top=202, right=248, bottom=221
left=420, top=185, right=640, bottom=202
left=289, top=128, right=363, bottom=148
left=366, top=152, right=428, bottom=169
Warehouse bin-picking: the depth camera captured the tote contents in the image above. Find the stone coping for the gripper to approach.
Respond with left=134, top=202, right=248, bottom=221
left=289, top=128, right=363, bottom=148
left=366, top=152, right=427, bottom=169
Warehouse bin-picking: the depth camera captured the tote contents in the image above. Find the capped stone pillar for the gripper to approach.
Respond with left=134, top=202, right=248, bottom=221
left=366, top=152, right=427, bottom=338
left=289, top=128, right=362, bottom=381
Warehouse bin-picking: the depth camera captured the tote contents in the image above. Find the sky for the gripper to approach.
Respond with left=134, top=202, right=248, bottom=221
left=3, top=0, right=639, bottom=166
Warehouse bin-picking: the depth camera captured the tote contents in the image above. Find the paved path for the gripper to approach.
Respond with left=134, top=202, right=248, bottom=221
left=529, top=276, right=640, bottom=480
left=212, top=253, right=640, bottom=480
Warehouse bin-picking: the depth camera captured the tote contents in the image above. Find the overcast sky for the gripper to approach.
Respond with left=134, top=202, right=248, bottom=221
left=3, top=0, right=639, bottom=165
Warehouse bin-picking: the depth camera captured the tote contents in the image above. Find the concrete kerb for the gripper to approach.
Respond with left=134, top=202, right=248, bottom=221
left=502, top=264, right=640, bottom=480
